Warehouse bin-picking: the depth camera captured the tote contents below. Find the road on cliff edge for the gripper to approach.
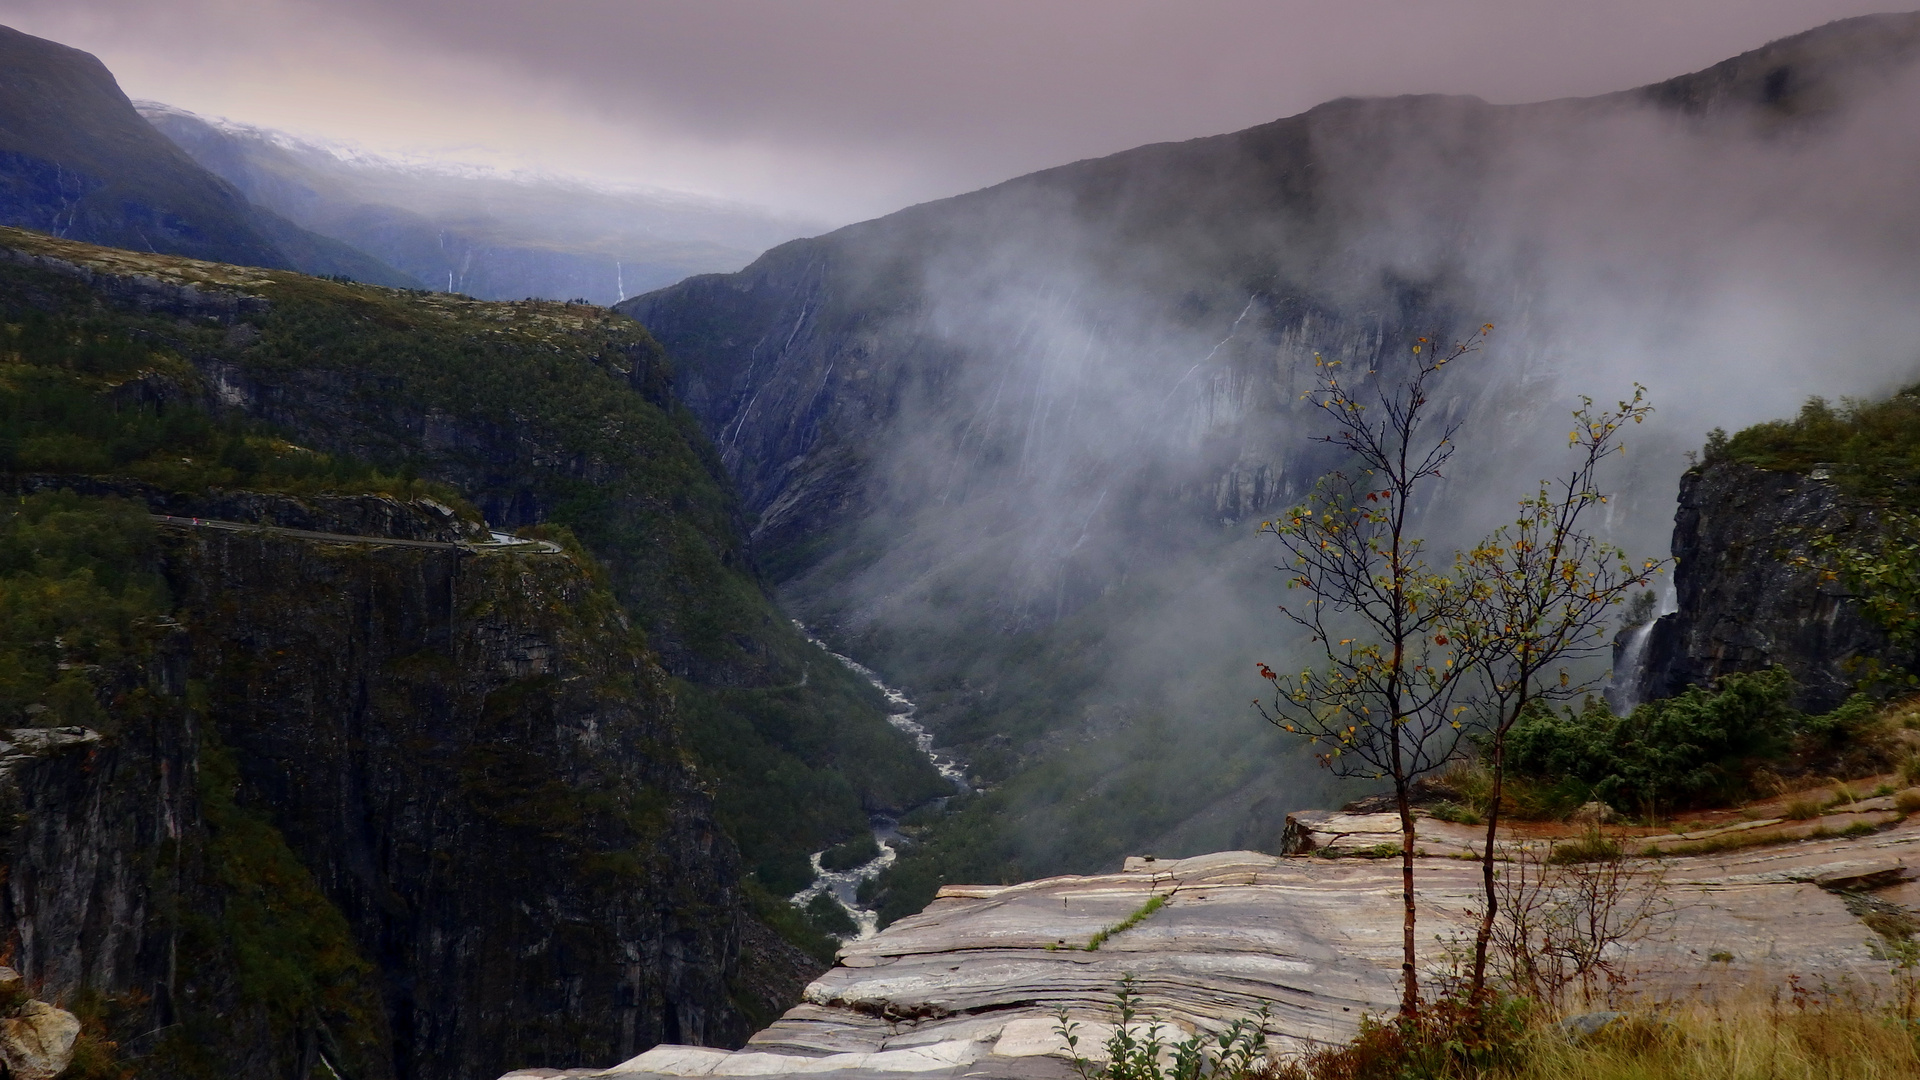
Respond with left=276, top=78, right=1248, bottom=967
left=150, top=514, right=566, bottom=555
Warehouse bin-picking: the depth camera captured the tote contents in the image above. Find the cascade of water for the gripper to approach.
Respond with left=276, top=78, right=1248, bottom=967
left=787, top=623, right=968, bottom=939
left=1609, top=582, right=1677, bottom=712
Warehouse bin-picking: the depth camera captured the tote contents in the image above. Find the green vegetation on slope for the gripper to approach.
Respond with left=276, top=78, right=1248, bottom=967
left=852, top=578, right=1313, bottom=927
left=1716, top=388, right=1920, bottom=501
left=0, top=226, right=945, bottom=926
left=0, top=491, right=165, bottom=727
left=177, top=731, right=390, bottom=1080
left=1495, top=668, right=1895, bottom=818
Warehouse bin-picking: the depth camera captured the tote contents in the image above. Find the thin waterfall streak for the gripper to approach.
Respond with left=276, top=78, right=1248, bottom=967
left=1163, top=295, right=1258, bottom=406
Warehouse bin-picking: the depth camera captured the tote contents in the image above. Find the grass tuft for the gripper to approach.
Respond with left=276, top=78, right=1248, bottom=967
left=1085, top=894, right=1169, bottom=952
left=1783, top=797, right=1824, bottom=820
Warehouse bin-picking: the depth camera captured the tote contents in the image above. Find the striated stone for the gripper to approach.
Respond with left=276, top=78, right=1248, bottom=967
left=523, top=817, right=1920, bottom=1079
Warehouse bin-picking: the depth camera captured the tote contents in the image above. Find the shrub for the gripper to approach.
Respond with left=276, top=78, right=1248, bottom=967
left=1056, top=975, right=1270, bottom=1080
left=1271, top=990, right=1528, bottom=1080
left=1506, top=669, right=1895, bottom=815
left=1547, top=828, right=1621, bottom=865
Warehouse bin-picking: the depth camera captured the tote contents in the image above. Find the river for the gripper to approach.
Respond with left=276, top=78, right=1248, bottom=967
left=788, top=623, right=967, bottom=939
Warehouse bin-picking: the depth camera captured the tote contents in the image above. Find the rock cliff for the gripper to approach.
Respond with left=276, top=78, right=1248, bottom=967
left=1, top=495, right=750, bottom=1080
left=0, top=230, right=950, bottom=1078
left=1631, top=462, right=1912, bottom=713
left=0, top=224, right=945, bottom=906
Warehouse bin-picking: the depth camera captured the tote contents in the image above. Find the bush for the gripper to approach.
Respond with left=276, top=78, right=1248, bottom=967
left=1272, top=990, right=1528, bottom=1080
left=1783, top=797, right=1824, bottom=820
left=1506, top=668, right=1860, bottom=814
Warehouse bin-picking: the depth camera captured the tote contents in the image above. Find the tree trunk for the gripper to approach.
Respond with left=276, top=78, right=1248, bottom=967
left=1469, top=728, right=1507, bottom=1001
left=1396, top=763, right=1420, bottom=1018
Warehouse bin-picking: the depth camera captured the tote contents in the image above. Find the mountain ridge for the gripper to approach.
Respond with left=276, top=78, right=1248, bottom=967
left=617, top=10, right=1920, bottom=913
left=0, top=23, right=417, bottom=285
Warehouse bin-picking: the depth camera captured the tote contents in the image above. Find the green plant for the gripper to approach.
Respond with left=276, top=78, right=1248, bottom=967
left=1087, top=894, right=1170, bottom=951
left=1272, top=988, right=1528, bottom=1080
left=819, top=831, right=883, bottom=873
left=1055, top=975, right=1270, bottom=1080
left=1895, top=789, right=1920, bottom=814
left=1505, top=667, right=1851, bottom=815
left=1546, top=828, right=1622, bottom=865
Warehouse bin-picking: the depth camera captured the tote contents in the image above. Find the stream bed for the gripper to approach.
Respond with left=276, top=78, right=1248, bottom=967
left=789, top=624, right=967, bottom=939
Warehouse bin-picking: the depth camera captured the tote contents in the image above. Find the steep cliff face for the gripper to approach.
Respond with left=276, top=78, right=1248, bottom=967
left=173, top=517, right=742, bottom=1077
left=0, top=225, right=945, bottom=900
left=1, top=494, right=751, bottom=1080
left=0, top=230, right=946, bottom=1077
left=1632, top=466, right=1913, bottom=714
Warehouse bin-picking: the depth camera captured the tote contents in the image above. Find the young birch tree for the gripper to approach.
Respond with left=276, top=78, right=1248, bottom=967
left=1452, top=388, right=1668, bottom=1004
left=1256, top=328, right=1487, bottom=1019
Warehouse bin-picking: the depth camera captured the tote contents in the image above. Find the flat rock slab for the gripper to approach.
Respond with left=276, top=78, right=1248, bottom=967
left=504, top=819, right=1920, bottom=1080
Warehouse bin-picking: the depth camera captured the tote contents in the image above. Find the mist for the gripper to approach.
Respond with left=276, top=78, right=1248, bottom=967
left=669, top=15, right=1920, bottom=869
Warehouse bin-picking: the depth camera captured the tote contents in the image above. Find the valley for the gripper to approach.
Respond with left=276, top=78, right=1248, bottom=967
left=2, top=9, right=1920, bottom=1080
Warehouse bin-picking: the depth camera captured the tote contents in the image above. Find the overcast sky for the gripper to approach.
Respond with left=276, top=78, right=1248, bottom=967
left=0, top=1, right=1906, bottom=222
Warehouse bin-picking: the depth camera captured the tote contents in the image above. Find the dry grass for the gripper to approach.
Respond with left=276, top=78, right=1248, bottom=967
left=1782, top=796, right=1825, bottom=820
left=1272, top=999, right=1920, bottom=1080
left=1509, top=1003, right=1920, bottom=1080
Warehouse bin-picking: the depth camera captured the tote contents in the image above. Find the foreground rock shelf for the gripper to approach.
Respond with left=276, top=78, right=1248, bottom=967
left=502, top=811, right=1920, bottom=1080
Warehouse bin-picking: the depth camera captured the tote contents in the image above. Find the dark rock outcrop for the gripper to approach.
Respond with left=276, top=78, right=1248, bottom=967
left=1630, top=461, right=1905, bottom=711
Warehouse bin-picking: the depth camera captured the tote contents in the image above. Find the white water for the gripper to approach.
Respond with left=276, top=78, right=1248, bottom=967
left=1609, top=582, right=1677, bottom=711
left=788, top=622, right=968, bottom=940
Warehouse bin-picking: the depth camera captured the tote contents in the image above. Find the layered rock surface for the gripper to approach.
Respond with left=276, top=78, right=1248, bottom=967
left=508, top=810, right=1920, bottom=1079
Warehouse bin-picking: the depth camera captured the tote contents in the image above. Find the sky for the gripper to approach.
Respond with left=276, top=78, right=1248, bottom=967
left=0, top=0, right=1908, bottom=222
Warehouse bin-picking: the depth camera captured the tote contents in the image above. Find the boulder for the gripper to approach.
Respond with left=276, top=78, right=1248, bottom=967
left=1569, top=801, right=1617, bottom=825
left=0, top=1000, right=80, bottom=1080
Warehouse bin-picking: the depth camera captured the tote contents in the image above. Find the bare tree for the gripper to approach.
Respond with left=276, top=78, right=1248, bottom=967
left=1452, top=389, right=1668, bottom=1003
left=1257, top=328, right=1487, bottom=1018
left=1490, top=836, right=1674, bottom=1012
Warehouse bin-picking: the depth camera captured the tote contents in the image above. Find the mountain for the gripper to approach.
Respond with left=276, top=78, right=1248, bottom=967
left=0, top=227, right=944, bottom=1078
left=619, top=12, right=1920, bottom=918
left=0, top=24, right=416, bottom=286
left=138, top=102, right=824, bottom=305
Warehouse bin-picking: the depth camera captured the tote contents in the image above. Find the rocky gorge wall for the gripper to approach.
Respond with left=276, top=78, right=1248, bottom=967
left=1631, top=460, right=1908, bottom=712
left=0, top=493, right=768, bottom=1080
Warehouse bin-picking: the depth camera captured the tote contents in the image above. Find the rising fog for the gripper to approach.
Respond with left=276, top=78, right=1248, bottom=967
left=751, top=22, right=1920, bottom=863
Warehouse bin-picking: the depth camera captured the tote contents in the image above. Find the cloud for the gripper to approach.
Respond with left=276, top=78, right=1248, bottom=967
left=0, top=0, right=1905, bottom=220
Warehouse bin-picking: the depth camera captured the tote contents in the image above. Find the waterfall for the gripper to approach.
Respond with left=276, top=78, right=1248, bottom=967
left=1609, top=582, right=1676, bottom=712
